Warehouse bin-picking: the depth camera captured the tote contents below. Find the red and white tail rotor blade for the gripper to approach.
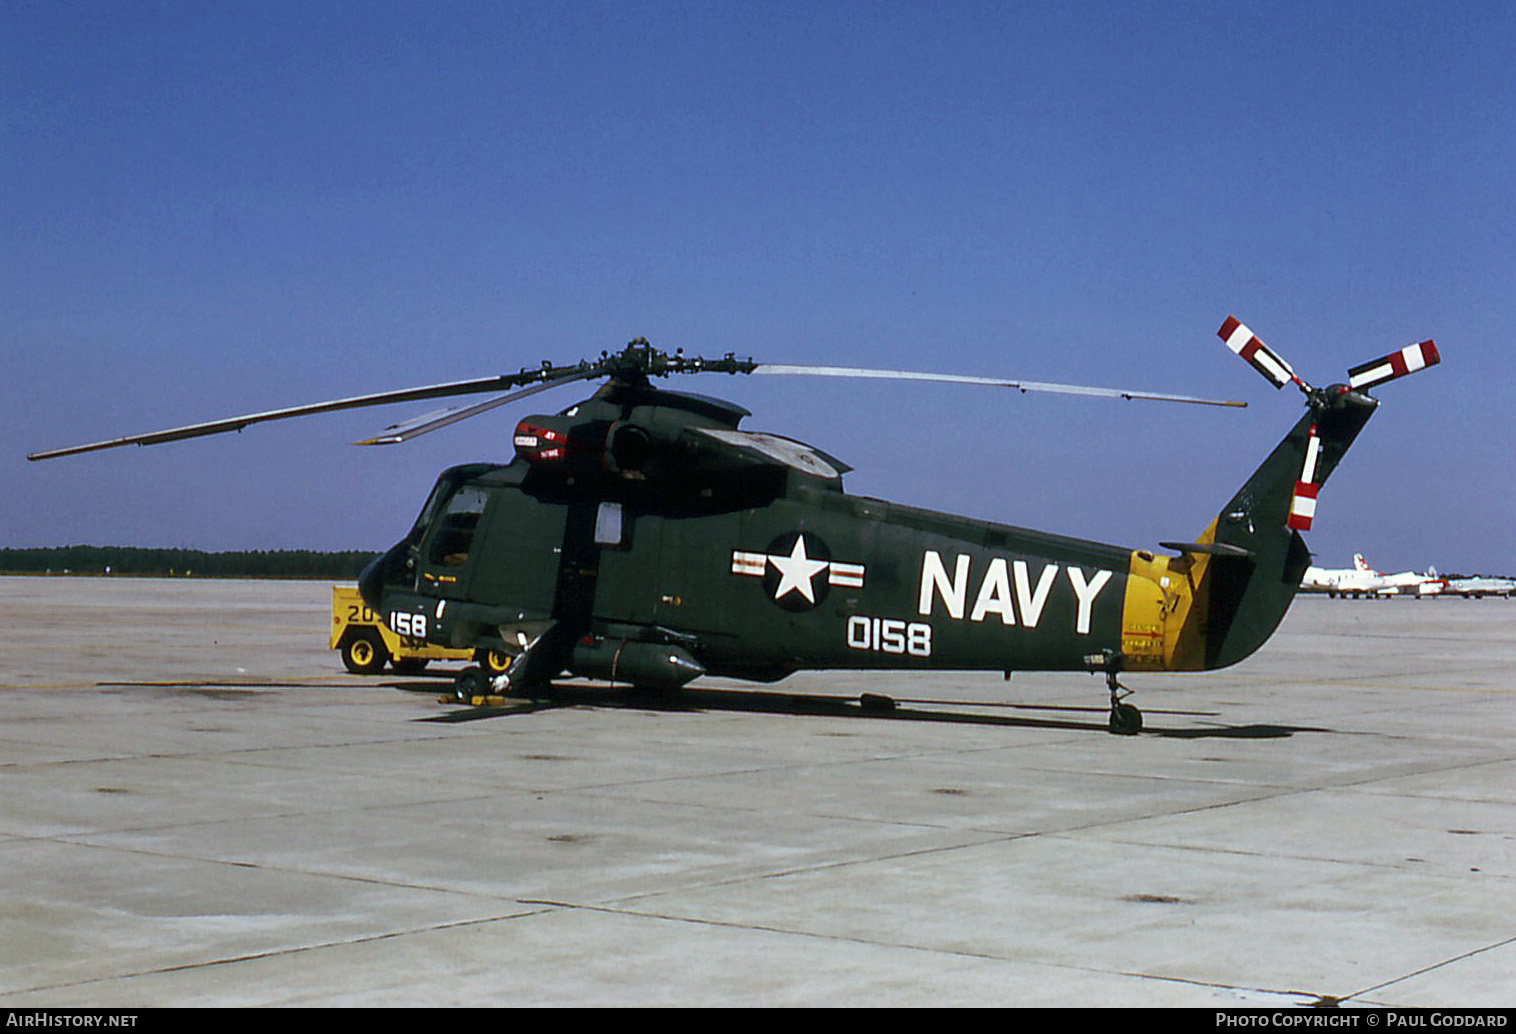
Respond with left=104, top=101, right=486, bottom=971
left=1346, top=340, right=1440, bottom=392
left=1217, top=317, right=1309, bottom=392
left=1286, top=423, right=1323, bottom=532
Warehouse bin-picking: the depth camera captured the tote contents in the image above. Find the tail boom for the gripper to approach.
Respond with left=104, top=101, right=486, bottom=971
left=1117, top=388, right=1377, bottom=673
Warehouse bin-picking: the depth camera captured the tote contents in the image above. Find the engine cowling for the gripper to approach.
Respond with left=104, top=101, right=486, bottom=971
left=512, top=415, right=574, bottom=466
left=513, top=414, right=670, bottom=477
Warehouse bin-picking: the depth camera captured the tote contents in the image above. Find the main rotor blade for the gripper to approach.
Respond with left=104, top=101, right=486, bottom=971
left=352, top=372, right=590, bottom=446
left=26, top=370, right=573, bottom=461
left=749, top=364, right=1247, bottom=408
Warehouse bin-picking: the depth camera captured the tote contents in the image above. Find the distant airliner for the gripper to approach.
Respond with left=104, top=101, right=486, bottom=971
left=1440, top=574, right=1516, bottom=598
left=1300, top=554, right=1441, bottom=598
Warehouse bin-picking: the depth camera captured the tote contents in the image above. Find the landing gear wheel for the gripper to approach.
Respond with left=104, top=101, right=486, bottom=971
left=475, top=647, right=513, bottom=676
left=341, top=631, right=389, bottom=675
left=452, top=665, right=490, bottom=704
left=1108, top=702, right=1143, bottom=736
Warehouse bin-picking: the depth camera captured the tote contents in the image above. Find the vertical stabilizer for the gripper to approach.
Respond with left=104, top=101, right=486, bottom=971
left=1201, top=391, right=1377, bottom=668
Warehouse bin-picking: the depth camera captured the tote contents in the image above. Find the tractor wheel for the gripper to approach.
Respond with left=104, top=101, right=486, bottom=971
left=476, top=647, right=513, bottom=676
left=341, top=630, right=389, bottom=675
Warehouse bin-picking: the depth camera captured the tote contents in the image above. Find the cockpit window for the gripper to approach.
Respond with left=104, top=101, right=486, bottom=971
left=427, top=485, right=490, bottom=566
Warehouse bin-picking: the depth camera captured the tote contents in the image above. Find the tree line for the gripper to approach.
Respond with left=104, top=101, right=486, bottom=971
left=0, top=546, right=380, bottom=580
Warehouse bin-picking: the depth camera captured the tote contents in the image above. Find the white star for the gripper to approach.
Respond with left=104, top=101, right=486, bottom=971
left=769, top=536, right=830, bottom=604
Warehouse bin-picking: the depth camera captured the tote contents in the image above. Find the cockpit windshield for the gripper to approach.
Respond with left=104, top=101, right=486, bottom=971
left=426, top=484, right=490, bottom=567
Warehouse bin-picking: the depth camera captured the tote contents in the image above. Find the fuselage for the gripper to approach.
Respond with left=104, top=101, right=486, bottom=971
left=361, top=378, right=1377, bottom=688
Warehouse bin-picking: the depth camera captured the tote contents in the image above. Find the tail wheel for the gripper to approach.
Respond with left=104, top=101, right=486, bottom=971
left=1109, top=702, right=1143, bottom=736
left=341, top=630, right=389, bottom=674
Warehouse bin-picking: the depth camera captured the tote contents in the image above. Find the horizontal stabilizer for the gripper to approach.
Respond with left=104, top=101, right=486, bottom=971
left=1159, top=541, right=1254, bottom=558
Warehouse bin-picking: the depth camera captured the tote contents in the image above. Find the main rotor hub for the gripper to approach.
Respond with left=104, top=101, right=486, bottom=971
left=599, top=338, right=757, bottom=385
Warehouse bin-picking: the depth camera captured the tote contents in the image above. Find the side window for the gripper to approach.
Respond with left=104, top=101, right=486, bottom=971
left=427, top=486, right=490, bottom=566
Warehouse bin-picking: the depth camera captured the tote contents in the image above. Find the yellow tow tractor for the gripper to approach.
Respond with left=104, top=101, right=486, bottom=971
left=330, top=586, right=511, bottom=676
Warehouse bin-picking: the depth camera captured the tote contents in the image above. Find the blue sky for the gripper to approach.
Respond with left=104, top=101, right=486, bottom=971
left=6, top=1, right=1513, bottom=575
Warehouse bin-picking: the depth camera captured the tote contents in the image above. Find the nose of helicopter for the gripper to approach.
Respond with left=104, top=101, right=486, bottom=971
left=358, top=541, right=403, bottom=612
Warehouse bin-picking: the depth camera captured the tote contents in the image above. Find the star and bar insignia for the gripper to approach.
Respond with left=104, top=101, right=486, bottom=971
left=730, top=532, right=865, bottom=612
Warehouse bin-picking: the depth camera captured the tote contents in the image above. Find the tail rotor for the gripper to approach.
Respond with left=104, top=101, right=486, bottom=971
left=1215, top=316, right=1440, bottom=532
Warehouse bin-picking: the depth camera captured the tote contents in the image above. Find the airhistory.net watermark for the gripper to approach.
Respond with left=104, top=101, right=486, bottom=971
left=5, top=1015, right=138, bottom=1028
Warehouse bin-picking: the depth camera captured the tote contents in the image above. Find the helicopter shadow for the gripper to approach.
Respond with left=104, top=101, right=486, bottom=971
left=403, top=680, right=1332, bottom=740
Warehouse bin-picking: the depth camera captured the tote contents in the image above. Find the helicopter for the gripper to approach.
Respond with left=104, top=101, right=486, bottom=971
left=29, top=319, right=1439, bottom=734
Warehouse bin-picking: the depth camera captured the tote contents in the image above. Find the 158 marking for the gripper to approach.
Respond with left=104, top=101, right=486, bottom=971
left=389, top=611, right=428, bottom=639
